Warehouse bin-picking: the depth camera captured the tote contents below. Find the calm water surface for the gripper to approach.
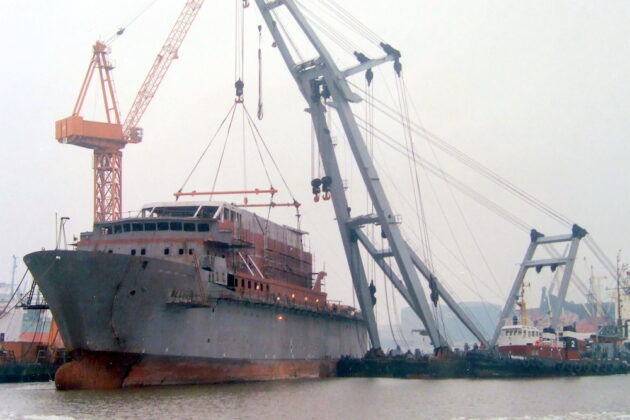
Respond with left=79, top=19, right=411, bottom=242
left=0, top=376, right=629, bottom=420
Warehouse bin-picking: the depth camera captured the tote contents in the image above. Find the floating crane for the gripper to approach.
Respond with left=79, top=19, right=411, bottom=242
left=55, top=0, right=205, bottom=223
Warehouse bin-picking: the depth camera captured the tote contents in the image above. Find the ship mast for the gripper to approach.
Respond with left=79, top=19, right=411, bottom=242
left=254, top=0, right=488, bottom=349
left=516, top=282, right=529, bottom=326
left=616, top=251, right=624, bottom=328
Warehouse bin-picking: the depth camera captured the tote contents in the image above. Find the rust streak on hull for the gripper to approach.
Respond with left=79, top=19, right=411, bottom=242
left=55, top=351, right=337, bottom=390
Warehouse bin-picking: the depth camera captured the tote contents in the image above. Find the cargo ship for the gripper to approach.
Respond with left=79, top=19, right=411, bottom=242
left=24, top=201, right=367, bottom=389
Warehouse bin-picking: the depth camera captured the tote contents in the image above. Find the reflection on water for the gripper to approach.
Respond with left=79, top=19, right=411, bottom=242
left=0, top=376, right=629, bottom=420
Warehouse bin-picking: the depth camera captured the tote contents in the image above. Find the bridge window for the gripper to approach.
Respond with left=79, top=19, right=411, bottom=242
left=184, top=223, right=196, bottom=232
left=114, top=224, right=122, bottom=234
left=170, top=222, right=182, bottom=231
left=145, top=223, right=156, bottom=231
left=132, top=223, right=143, bottom=232
left=197, top=223, right=210, bottom=232
left=123, top=224, right=131, bottom=232
left=157, top=222, right=169, bottom=231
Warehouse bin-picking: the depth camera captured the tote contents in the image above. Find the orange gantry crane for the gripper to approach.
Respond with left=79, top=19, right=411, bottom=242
left=55, top=0, right=205, bottom=223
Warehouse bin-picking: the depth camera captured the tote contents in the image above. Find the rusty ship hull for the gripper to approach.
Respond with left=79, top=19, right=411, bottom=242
left=24, top=202, right=368, bottom=389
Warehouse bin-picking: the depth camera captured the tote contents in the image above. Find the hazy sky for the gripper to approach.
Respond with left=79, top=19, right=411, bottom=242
left=0, top=1, right=628, bottom=331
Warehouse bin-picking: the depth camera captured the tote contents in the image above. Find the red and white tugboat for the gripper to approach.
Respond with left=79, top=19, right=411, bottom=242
left=496, top=283, right=580, bottom=361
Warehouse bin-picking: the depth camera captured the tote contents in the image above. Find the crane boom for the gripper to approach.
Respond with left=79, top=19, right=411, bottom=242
left=55, top=1, right=205, bottom=223
left=123, top=0, right=205, bottom=142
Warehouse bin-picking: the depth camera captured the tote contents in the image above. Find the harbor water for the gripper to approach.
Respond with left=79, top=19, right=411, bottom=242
left=0, top=375, right=629, bottom=419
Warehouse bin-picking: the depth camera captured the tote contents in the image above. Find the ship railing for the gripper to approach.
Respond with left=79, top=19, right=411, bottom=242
left=218, top=291, right=361, bottom=318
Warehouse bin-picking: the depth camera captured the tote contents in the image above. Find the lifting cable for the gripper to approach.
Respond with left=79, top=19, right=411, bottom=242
left=269, top=7, right=304, bottom=63
left=295, top=0, right=358, bottom=54
left=393, top=75, right=502, bottom=324
left=403, top=83, right=503, bottom=298
left=364, top=60, right=375, bottom=302
left=374, top=155, right=507, bottom=302
left=348, top=80, right=575, bottom=227
left=257, top=25, right=264, bottom=120
left=319, top=0, right=383, bottom=45
left=177, top=103, right=237, bottom=197
left=242, top=105, right=299, bottom=204
left=383, top=253, right=400, bottom=349
left=210, top=105, right=239, bottom=195
left=0, top=268, right=29, bottom=319
left=234, top=0, right=247, bottom=190
left=350, top=289, right=368, bottom=351
left=393, top=69, right=435, bottom=274
left=106, top=0, right=160, bottom=44
left=355, top=78, right=617, bottom=280
left=242, top=105, right=303, bottom=230
left=390, top=286, right=411, bottom=349
left=355, top=113, right=532, bottom=232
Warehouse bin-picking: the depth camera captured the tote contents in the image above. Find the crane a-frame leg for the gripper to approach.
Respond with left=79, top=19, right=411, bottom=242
left=490, top=225, right=587, bottom=346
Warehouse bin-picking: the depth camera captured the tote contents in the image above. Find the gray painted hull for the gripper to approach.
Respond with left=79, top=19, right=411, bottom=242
left=24, top=251, right=367, bottom=363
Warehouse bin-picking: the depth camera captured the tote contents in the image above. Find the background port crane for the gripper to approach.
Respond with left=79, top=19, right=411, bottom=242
left=55, top=0, right=205, bottom=223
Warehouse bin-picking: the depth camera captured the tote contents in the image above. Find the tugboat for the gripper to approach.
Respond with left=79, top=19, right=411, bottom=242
left=496, top=283, right=580, bottom=361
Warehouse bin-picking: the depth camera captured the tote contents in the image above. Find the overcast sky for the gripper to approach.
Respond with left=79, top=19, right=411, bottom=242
left=0, top=1, right=628, bottom=329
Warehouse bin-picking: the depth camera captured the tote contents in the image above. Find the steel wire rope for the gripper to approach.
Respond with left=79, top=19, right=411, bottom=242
left=354, top=105, right=531, bottom=239
left=0, top=268, right=29, bottom=319
left=247, top=103, right=276, bottom=230
left=23, top=308, right=46, bottom=362
left=370, top=147, right=507, bottom=303
left=177, top=103, right=237, bottom=195
left=319, top=0, right=384, bottom=45
left=426, top=262, right=497, bottom=344
left=585, top=237, right=618, bottom=280
left=382, top=249, right=400, bottom=349
left=350, top=288, right=368, bottom=352
left=269, top=7, right=304, bottom=63
left=242, top=106, right=300, bottom=203
left=210, top=105, right=239, bottom=194
left=243, top=106, right=276, bottom=232
left=348, top=80, right=575, bottom=227
left=234, top=1, right=247, bottom=189
left=356, top=114, right=520, bottom=306
left=404, top=220, right=506, bottom=304
left=105, top=0, right=160, bottom=44
left=394, top=73, right=434, bottom=272
left=243, top=110, right=273, bottom=188
left=402, top=212, right=496, bottom=333
left=380, top=165, right=513, bottom=309
left=543, top=244, right=607, bottom=316
left=363, top=72, right=376, bottom=321
left=437, top=304, right=453, bottom=347
left=403, top=77, right=505, bottom=303
left=352, top=113, right=532, bottom=232
left=295, top=1, right=359, bottom=54
left=391, top=72, right=451, bottom=344
left=389, top=287, right=411, bottom=349
left=257, top=25, right=264, bottom=120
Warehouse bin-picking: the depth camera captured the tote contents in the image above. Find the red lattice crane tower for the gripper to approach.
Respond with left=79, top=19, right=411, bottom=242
left=55, top=0, right=205, bottom=223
